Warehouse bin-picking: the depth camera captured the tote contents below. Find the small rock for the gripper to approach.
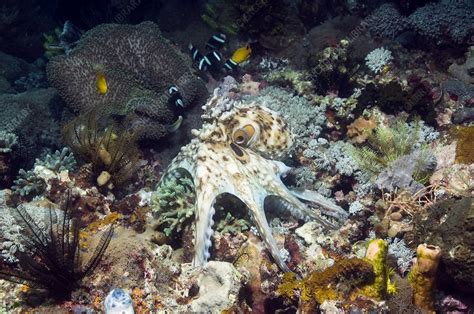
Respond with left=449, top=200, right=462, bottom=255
left=388, top=222, right=402, bottom=238
left=452, top=107, right=474, bottom=124
left=390, top=212, right=403, bottom=221
left=295, top=221, right=323, bottom=245
left=189, top=261, right=243, bottom=312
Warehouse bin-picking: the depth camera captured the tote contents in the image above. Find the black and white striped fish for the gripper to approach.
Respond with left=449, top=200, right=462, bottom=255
left=205, top=33, right=226, bottom=50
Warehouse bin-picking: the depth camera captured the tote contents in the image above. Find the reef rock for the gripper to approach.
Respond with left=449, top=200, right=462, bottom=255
left=0, top=88, right=61, bottom=165
left=187, top=261, right=243, bottom=312
left=414, top=197, right=474, bottom=293
left=449, top=47, right=474, bottom=85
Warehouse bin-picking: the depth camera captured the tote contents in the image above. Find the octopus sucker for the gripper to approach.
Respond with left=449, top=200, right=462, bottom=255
left=158, top=92, right=347, bottom=272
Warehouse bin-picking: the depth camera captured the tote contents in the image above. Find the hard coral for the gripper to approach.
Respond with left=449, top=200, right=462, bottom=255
left=366, top=4, right=408, bottom=39
left=408, top=0, right=474, bottom=44
left=47, top=21, right=205, bottom=140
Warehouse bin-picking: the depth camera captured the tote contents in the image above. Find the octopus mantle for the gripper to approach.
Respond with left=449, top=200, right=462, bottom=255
left=159, top=95, right=347, bottom=272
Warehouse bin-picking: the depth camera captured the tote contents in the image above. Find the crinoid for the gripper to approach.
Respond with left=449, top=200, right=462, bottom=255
left=62, top=110, right=141, bottom=187
left=0, top=192, right=114, bottom=300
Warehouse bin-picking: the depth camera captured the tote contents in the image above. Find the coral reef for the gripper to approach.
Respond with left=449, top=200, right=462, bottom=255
left=1, top=1, right=473, bottom=312
left=47, top=21, right=206, bottom=140
left=407, top=0, right=474, bottom=44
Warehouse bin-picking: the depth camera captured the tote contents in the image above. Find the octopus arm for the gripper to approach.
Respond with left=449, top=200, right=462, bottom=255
left=243, top=193, right=292, bottom=273
left=192, top=168, right=237, bottom=267
left=265, top=175, right=342, bottom=229
left=288, top=188, right=348, bottom=221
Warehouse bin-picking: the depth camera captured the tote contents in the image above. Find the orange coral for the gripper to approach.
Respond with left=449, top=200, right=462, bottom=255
left=347, top=116, right=378, bottom=143
left=80, top=212, right=122, bottom=248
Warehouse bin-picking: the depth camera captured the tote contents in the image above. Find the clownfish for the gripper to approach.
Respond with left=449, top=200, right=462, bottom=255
left=189, top=43, right=224, bottom=71
left=96, top=71, right=108, bottom=94
left=224, top=44, right=251, bottom=71
left=168, top=85, right=184, bottom=108
left=205, top=33, right=226, bottom=51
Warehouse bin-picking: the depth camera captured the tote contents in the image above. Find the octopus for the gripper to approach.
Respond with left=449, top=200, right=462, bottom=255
left=159, top=93, right=348, bottom=272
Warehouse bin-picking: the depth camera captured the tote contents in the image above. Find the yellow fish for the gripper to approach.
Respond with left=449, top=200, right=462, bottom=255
left=382, top=64, right=390, bottom=74
left=96, top=71, right=108, bottom=94
left=230, top=44, right=251, bottom=64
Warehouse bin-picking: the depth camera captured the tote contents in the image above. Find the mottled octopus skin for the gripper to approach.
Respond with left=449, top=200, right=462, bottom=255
left=160, top=95, right=346, bottom=272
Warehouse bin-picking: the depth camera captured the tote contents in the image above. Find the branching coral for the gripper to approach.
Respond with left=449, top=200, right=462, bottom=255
left=34, top=147, right=76, bottom=173
left=11, top=169, right=46, bottom=198
left=151, top=175, right=195, bottom=237
left=365, top=48, right=392, bottom=74
left=0, top=131, right=18, bottom=154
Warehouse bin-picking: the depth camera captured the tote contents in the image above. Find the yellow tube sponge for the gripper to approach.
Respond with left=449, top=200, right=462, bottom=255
left=408, top=244, right=441, bottom=313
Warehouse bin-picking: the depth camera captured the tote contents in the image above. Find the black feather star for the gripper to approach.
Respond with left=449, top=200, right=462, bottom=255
left=0, top=192, right=114, bottom=300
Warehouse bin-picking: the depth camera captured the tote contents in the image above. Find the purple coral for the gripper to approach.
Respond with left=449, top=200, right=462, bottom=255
left=47, top=21, right=206, bottom=140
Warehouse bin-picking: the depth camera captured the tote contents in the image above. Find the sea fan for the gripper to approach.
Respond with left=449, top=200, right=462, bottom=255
left=0, top=192, right=114, bottom=300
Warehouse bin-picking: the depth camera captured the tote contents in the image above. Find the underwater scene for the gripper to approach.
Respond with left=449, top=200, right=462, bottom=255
left=0, top=0, right=473, bottom=313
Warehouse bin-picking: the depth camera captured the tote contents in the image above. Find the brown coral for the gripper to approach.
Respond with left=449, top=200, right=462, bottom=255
left=47, top=21, right=206, bottom=140
left=347, top=116, right=377, bottom=143
left=278, top=258, right=374, bottom=311
left=455, top=126, right=474, bottom=164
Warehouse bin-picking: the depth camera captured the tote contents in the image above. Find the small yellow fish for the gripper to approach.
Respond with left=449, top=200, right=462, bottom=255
left=96, top=71, right=108, bottom=94
left=382, top=64, right=390, bottom=74
left=230, top=44, right=251, bottom=64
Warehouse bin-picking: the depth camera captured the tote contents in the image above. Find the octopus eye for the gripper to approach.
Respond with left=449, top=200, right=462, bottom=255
left=232, top=125, right=255, bottom=146
left=230, top=142, right=244, bottom=157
